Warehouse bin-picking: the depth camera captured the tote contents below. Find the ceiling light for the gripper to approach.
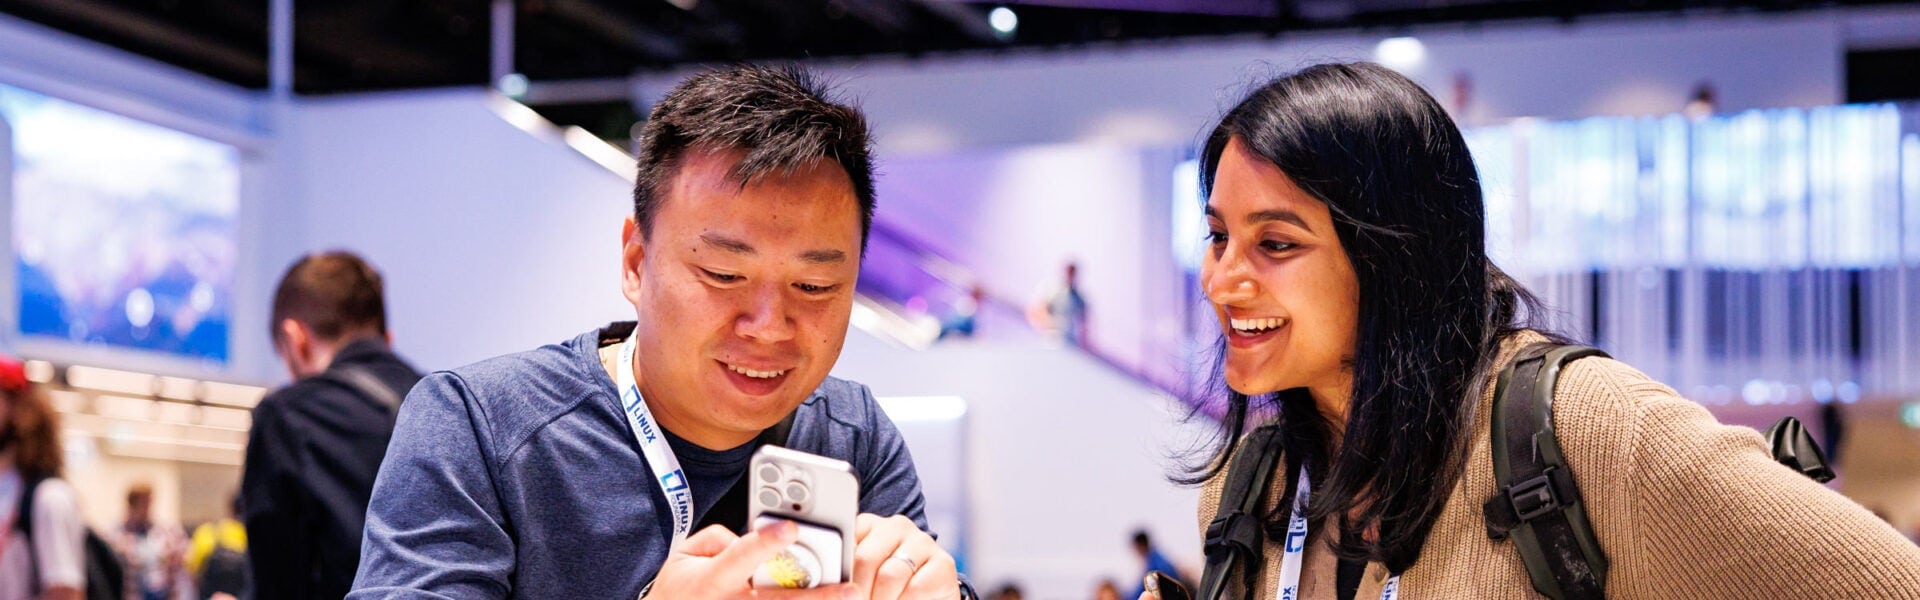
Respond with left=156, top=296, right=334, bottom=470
left=989, top=7, right=1018, bottom=38
left=497, top=73, right=529, bottom=99
left=1374, top=36, right=1426, bottom=72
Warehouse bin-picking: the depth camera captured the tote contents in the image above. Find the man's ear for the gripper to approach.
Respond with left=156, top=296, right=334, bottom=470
left=277, top=318, right=312, bottom=372
left=620, top=216, right=647, bottom=306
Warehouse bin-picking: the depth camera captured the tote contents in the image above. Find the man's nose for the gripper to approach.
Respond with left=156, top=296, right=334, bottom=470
left=736, top=284, right=797, bottom=343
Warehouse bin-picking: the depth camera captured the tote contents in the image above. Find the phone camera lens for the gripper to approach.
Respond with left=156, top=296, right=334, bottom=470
left=757, top=464, right=783, bottom=484
left=784, top=481, right=810, bottom=504
left=757, top=486, right=782, bottom=508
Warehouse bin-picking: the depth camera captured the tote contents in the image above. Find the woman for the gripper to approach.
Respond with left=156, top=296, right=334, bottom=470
left=1, top=355, right=86, bottom=600
left=1151, top=63, right=1920, bottom=599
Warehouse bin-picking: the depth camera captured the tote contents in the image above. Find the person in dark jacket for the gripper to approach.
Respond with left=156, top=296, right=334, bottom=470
left=240, top=251, right=420, bottom=600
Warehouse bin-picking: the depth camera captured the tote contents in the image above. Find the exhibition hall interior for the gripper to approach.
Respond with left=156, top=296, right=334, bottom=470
left=2, top=1, right=1918, bottom=597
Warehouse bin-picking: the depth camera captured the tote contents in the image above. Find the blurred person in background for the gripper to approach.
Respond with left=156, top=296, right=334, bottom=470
left=1094, top=579, right=1122, bottom=600
left=0, top=354, right=85, bottom=600
left=1146, top=62, right=1920, bottom=599
left=185, top=494, right=247, bottom=600
left=241, top=251, right=421, bottom=600
left=937, top=283, right=987, bottom=341
left=112, top=483, right=192, bottom=600
left=987, top=583, right=1023, bottom=600
left=1027, top=261, right=1088, bottom=348
left=1126, top=530, right=1185, bottom=599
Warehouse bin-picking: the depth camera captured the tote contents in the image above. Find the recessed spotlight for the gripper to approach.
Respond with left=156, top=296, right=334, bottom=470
left=989, top=6, right=1018, bottom=38
left=497, top=73, right=529, bottom=98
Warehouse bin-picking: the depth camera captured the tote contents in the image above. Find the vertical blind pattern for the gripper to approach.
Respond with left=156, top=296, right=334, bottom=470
left=1467, top=103, right=1918, bottom=404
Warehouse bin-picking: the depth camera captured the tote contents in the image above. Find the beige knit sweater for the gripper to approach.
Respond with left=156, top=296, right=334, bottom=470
left=1196, top=331, right=1920, bottom=599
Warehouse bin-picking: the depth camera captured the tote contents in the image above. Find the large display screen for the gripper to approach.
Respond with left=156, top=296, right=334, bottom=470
left=1, top=82, right=240, bottom=363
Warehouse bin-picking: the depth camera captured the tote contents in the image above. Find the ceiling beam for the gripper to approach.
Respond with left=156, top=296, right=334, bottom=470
left=920, top=0, right=1280, bottom=17
left=543, top=0, right=687, bottom=62
left=1, top=0, right=267, bottom=80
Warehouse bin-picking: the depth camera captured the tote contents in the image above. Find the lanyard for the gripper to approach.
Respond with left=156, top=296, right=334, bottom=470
left=616, top=331, right=695, bottom=552
left=1274, top=472, right=1401, bottom=600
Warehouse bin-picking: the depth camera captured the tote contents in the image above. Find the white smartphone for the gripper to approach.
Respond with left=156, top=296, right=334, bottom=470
left=748, top=445, right=860, bottom=589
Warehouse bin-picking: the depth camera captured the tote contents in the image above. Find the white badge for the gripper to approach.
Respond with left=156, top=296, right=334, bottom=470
left=616, top=331, right=695, bottom=552
left=1273, top=473, right=1401, bottom=600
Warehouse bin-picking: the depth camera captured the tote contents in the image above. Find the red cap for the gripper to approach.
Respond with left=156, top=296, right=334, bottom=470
left=0, top=355, right=27, bottom=394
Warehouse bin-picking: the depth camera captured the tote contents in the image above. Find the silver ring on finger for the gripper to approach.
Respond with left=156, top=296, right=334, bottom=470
left=888, top=552, right=918, bottom=572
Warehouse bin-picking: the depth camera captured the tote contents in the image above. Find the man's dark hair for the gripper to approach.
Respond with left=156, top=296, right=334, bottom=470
left=270, top=251, right=389, bottom=343
left=631, top=64, right=876, bottom=249
left=1131, top=529, right=1151, bottom=548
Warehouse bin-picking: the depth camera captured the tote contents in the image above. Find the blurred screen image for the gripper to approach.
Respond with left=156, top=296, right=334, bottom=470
left=1, top=82, right=240, bottom=363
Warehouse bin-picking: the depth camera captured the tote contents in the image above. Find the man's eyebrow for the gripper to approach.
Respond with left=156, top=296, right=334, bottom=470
left=700, top=233, right=755, bottom=255
left=703, top=233, right=847, bottom=264
left=799, top=249, right=847, bottom=264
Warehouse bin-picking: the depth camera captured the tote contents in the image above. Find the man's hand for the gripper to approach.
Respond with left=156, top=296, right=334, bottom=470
left=850, top=514, right=960, bottom=600
left=648, top=520, right=857, bottom=599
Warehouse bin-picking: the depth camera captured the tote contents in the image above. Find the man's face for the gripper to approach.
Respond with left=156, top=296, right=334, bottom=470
left=129, top=496, right=152, bottom=522
left=622, top=146, right=862, bottom=448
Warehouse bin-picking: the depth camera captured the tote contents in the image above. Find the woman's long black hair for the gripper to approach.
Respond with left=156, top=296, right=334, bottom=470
left=1181, top=62, right=1557, bottom=573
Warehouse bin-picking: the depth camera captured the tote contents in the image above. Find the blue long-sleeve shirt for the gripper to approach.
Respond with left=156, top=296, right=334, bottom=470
left=350, top=324, right=930, bottom=599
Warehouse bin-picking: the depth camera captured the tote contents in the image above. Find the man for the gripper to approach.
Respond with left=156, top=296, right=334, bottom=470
left=352, top=66, right=961, bottom=599
left=1126, top=530, right=1185, bottom=600
left=241, top=251, right=422, bottom=600
left=1026, top=261, right=1088, bottom=348
left=113, top=483, right=192, bottom=600
left=185, top=494, right=248, bottom=600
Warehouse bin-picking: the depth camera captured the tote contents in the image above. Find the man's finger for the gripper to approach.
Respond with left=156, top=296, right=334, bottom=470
left=750, top=582, right=860, bottom=600
left=893, top=539, right=953, bottom=600
left=868, top=550, right=916, bottom=600
left=708, top=519, right=801, bottom=578
left=854, top=513, right=883, bottom=540
left=674, top=524, right=743, bottom=558
left=851, top=515, right=917, bottom=596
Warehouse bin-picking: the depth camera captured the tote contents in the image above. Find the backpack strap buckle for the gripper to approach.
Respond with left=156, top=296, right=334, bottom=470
left=1508, top=470, right=1561, bottom=522
left=1485, top=465, right=1583, bottom=540
left=1203, top=512, right=1263, bottom=561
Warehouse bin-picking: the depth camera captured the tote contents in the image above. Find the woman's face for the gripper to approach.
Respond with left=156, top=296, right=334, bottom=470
left=1201, top=136, right=1360, bottom=399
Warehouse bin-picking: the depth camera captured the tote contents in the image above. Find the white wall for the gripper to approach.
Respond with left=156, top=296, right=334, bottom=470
left=635, top=6, right=1920, bottom=156
left=834, top=333, right=1219, bottom=599
left=278, top=91, right=637, bottom=376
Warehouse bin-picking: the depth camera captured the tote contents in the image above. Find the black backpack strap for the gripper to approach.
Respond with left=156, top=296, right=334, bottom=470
left=15, top=475, right=44, bottom=593
left=1763, top=417, right=1837, bottom=483
left=319, top=365, right=404, bottom=414
left=1482, top=343, right=1610, bottom=600
left=1198, top=424, right=1285, bottom=600
left=696, top=411, right=799, bottom=534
